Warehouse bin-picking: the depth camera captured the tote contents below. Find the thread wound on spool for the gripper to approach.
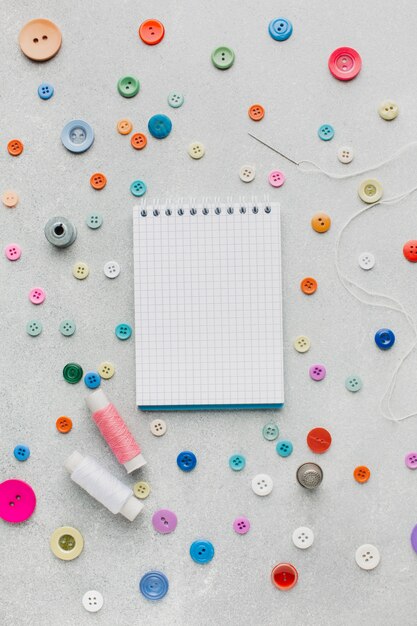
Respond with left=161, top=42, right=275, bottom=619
left=71, top=455, right=132, bottom=514
left=92, top=403, right=141, bottom=464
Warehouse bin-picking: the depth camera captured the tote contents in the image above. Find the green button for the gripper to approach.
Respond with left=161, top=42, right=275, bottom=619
left=86, top=212, right=103, bottom=229
left=117, top=76, right=140, bottom=98
left=262, top=423, right=279, bottom=441
left=63, top=362, right=83, bottom=384
left=26, top=320, right=42, bottom=337
left=345, top=375, right=362, bottom=392
left=59, top=320, right=76, bottom=337
left=211, top=46, right=235, bottom=70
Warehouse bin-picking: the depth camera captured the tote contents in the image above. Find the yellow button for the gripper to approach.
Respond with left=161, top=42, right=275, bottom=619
left=72, top=262, right=89, bottom=280
left=293, top=336, right=311, bottom=353
left=358, top=179, right=383, bottom=204
left=311, top=212, right=331, bottom=233
left=2, top=190, right=19, bottom=208
left=133, top=481, right=150, bottom=499
left=50, top=526, right=84, bottom=561
left=378, top=100, right=399, bottom=121
left=98, top=361, right=115, bottom=379
left=188, top=142, right=205, bottom=159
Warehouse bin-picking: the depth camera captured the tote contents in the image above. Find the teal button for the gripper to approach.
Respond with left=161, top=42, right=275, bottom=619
left=115, top=323, right=132, bottom=340
left=211, top=46, right=235, bottom=70
left=345, top=375, right=362, bottom=392
left=318, top=124, right=334, bottom=141
left=86, top=212, right=103, bottom=229
left=167, top=92, right=184, bottom=108
left=130, top=180, right=147, bottom=197
left=117, top=76, right=140, bottom=98
left=276, top=440, right=293, bottom=457
left=26, top=320, right=42, bottom=337
left=229, top=454, right=246, bottom=471
left=262, top=423, right=279, bottom=441
left=59, top=320, right=76, bottom=337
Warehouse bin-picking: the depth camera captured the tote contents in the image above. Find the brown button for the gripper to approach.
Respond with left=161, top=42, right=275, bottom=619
left=19, top=18, right=62, bottom=61
left=311, top=212, right=331, bottom=233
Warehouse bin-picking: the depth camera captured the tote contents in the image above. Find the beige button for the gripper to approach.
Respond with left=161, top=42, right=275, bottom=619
left=72, top=262, right=89, bottom=280
left=150, top=419, right=167, bottom=437
left=19, top=18, right=62, bottom=61
left=188, top=142, right=205, bottom=159
left=293, top=335, right=311, bottom=353
left=337, top=146, right=354, bottom=164
left=358, top=179, right=383, bottom=203
left=50, top=526, right=84, bottom=561
left=98, top=361, right=115, bottom=379
left=378, top=100, right=399, bottom=121
left=239, top=165, right=255, bottom=182
left=2, top=190, right=19, bottom=208
left=133, top=481, right=151, bottom=499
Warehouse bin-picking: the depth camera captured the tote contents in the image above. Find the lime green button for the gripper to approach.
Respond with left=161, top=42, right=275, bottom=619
left=63, top=362, right=83, bottom=384
left=117, top=76, right=140, bottom=98
left=211, top=46, right=235, bottom=70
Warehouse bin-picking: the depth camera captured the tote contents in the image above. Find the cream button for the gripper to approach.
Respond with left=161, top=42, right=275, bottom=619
left=98, top=361, right=115, bottom=379
left=337, top=146, right=354, bottom=164
left=50, top=526, right=84, bottom=561
left=293, top=335, right=311, bottom=353
left=133, top=481, right=151, bottom=499
left=378, top=100, right=399, bottom=121
left=72, top=262, right=89, bottom=280
left=355, top=544, right=380, bottom=570
left=150, top=419, right=167, bottom=437
left=239, top=165, right=256, bottom=183
left=188, top=142, right=205, bottom=159
left=358, top=179, right=383, bottom=203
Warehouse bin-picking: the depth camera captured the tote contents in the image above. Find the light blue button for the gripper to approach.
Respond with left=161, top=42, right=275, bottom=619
left=190, top=540, right=214, bottom=564
left=139, top=571, right=169, bottom=600
left=84, top=371, right=101, bottom=389
left=61, top=119, right=94, bottom=153
left=167, top=92, right=184, bottom=108
left=38, top=83, right=54, bottom=100
left=14, top=445, right=30, bottom=462
left=229, top=454, right=246, bottom=471
left=130, top=180, right=147, bottom=197
left=148, top=114, right=172, bottom=139
left=318, top=124, right=334, bottom=141
left=115, top=323, right=132, bottom=340
left=268, top=18, right=293, bottom=41
left=86, top=213, right=103, bottom=229
left=276, top=440, right=293, bottom=457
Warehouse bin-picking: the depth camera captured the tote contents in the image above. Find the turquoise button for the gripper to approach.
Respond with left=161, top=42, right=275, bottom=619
left=190, top=540, right=214, bottom=564
left=117, top=75, right=140, bottom=98
left=167, top=92, right=184, bottom=108
left=26, top=320, right=42, bottom=337
left=318, top=124, right=334, bottom=141
left=115, top=323, right=132, bottom=340
left=86, top=212, right=103, bottom=229
left=268, top=18, right=293, bottom=42
left=14, top=445, right=30, bottom=461
left=229, top=454, right=246, bottom=471
left=262, top=423, right=279, bottom=441
left=345, top=375, right=362, bottom=392
left=59, top=320, right=76, bottom=337
left=211, top=46, right=235, bottom=69
left=276, top=440, right=293, bottom=457
left=148, top=114, right=172, bottom=139
left=130, top=180, right=147, bottom=197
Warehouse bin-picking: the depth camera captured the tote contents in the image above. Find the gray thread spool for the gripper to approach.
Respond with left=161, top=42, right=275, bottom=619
left=296, top=463, right=323, bottom=489
left=44, top=216, right=77, bottom=248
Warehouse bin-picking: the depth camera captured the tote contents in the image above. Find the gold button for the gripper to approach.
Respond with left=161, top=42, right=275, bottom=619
left=50, top=526, right=84, bottom=561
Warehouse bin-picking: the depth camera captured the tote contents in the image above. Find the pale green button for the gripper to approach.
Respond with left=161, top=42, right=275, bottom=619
left=86, top=212, right=103, bottom=229
left=59, top=320, right=76, bottom=337
left=345, top=375, right=362, bottom=392
left=211, top=46, right=235, bottom=70
left=262, top=423, right=279, bottom=441
left=167, top=92, right=184, bottom=108
left=117, top=76, right=140, bottom=98
left=26, top=320, right=42, bottom=337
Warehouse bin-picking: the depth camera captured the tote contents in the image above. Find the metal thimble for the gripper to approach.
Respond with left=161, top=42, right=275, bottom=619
left=296, top=463, right=323, bottom=489
left=44, top=216, right=77, bottom=248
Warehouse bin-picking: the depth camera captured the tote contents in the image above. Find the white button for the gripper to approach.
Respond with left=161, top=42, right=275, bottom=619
left=378, top=100, right=399, bottom=121
left=358, top=252, right=375, bottom=270
left=72, top=262, right=89, bottom=280
left=150, top=418, right=167, bottom=437
left=82, top=590, right=104, bottom=613
left=104, top=260, right=121, bottom=279
left=355, top=544, right=380, bottom=570
left=293, top=335, right=310, bottom=353
left=239, top=165, right=255, bottom=183
left=251, top=473, right=273, bottom=496
left=292, top=526, right=314, bottom=549
left=337, top=146, right=354, bottom=164
left=188, top=142, right=205, bottom=159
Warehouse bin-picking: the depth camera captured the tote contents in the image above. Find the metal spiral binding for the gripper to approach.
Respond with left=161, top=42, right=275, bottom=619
left=136, top=198, right=274, bottom=217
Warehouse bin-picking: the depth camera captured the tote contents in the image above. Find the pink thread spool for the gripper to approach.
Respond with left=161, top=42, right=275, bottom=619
left=85, top=389, right=146, bottom=473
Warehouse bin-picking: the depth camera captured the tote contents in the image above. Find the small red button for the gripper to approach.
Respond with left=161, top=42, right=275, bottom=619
left=328, top=47, right=362, bottom=81
left=139, top=19, right=165, bottom=45
left=307, top=427, right=332, bottom=454
left=403, top=240, right=417, bottom=262
left=271, top=563, right=298, bottom=590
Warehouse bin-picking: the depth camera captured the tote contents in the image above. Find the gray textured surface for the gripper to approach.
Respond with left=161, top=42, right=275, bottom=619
left=2, top=1, right=417, bottom=624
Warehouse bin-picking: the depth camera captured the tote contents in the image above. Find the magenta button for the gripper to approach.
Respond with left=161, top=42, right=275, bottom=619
left=0, top=479, right=36, bottom=523
left=233, top=516, right=250, bottom=535
left=309, top=364, right=326, bottom=381
left=152, top=509, right=177, bottom=534
left=405, top=452, right=417, bottom=469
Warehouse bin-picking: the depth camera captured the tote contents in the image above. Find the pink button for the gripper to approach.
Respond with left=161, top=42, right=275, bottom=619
left=5, top=243, right=21, bottom=261
left=405, top=452, right=417, bottom=469
left=152, top=508, right=178, bottom=534
left=328, top=47, right=362, bottom=82
left=29, top=287, right=45, bottom=305
left=309, top=364, right=326, bottom=381
left=0, top=479, right=36, bottom=523
left=268, top=170, right=286, bottom=188
left=233, top=516, right=250, bottom=535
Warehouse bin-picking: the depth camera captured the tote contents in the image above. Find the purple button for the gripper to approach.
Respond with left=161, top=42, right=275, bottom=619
left=405, top=452, right=417, bottom=469
left=152, top=509, right=177, bottom=534
left=309, top=364, right=326, bottom=381
left=411, top=524, right=417, bottom=553
left=233, top=516, right=250, bottom=535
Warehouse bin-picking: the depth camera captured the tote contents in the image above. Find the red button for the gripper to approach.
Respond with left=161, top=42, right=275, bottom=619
left=271, top=563, right=298, bottom=590
left=138, top=19, right=165, bottom=45
left=403, top=240, right=417, bottom=262
left=328, top=47, right=362, bottom=81
left=307, top=427, right=332, bottom=454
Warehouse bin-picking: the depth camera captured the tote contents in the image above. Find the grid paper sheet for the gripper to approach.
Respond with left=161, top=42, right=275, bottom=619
left=133, top=201, right=284, bottom=408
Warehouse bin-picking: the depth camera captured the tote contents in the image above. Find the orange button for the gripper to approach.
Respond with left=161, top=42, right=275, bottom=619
left=19, top=18, right=62, bottom=61
left=300, top=277, right=317, bottom=295
left=311, top=212, right=331, bottom=233
left=354, top=466, right=370, bottom=484
left=139, top=19, right=165, bottom=45
left=131, top=133, right=147, bottom=150
left=307, top=427, right=332, bottom=454
left=90, top=173, right=107, bottom=190
left=248, top=104, right=265, bottom=121
left=56, top=416, right=72, bottom=433
left=2, top=190, right=19, bottom=208
left=117, top=119, right=133, bottom=135
left=8, top=140, right=23, bottom=157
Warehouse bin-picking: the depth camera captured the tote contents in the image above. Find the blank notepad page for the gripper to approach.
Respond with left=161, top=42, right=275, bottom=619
left=133, top=201, right=284, bottom=409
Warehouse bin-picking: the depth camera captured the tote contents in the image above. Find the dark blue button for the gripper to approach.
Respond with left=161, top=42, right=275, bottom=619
left=148, top=114, right=172, bottom=139
left=61, top=119, right=94, bottom=153
left=268, top=18, right=293, bottom=42
left=177, top=450, right=197, bottom=472
left=115, top=323, right=132, bottom=340
left=14, top=445, right=30, bottom=462
left=38, top=83, right=54, bottom=100
left=139, top=571, right=169, bottom=600
left=84, top=371, right=101, bottom=389
left=276, top=440, right=293, bottom=457
left=375, top=328, right=395, bottom=350
left=190, top=540, right=214, bottom=564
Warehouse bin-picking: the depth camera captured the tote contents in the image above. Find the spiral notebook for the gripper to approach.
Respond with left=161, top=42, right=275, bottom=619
left=133, top=200, right=284, bottom=410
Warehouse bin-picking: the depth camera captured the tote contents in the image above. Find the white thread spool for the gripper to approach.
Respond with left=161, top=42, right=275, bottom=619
left=65, top=451, right=143, bottom=521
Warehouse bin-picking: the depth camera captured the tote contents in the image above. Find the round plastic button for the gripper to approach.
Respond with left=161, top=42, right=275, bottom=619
left=292, top=527, right=314, bottom=549
left=38, top=83, right=54, bottom=100
left=248, top=104, right=265, bottom=121
left=375, top=328, right=395, bottom=350
left=131, top=133, right=147, bottom=150
left=133, top=481, right=150, bottom=499
left=233, top=516, right=250, bottom=535
left=358, top=179, right=383, bottom=203
left=50, top=526, right=84, bottom=561
left=309, top=364, right=326, bottom=381
left=90, top=172, right=107, bottom=190
left=29, top=287, right=45, bottom=305
left=328, top=47, right=362, bottom=81
left=411, top=526, right=417, bottom=553
left=177, top=450, right=197, bottom=472
left=337, top=146, right=354, bottom=164
left=2, top=190, right=19, bottom=208
left=84, top=371, right=101, bottom=389
left=5, top=243, right=22, bottom=261
left=268, top=18, right=293, bottom=42
left=190, top=540, right=214, bottom=564
left=117, top=119, right=132, bottom=135
left=138, top=20, right=165, bottom=46
left=63, top=362, right=83, bottom=384
left=82, top=590, right=103, bottom=613
left=188, top=142, right=205, bottom=159
left=59, top=320, right=76, bottom=337
left=61, top=120, right=94, bottom=154
left=152, top=509, right=177, bottom=534
left=293, top=336, right=311, bottom=353
left=168, top=92, right=184, bottom=108
left=251, top=473, right=273, bottom=496
left=358, top=252, right=375, bottom=270
left=26, top=320, right=42, bottom=337
left=98, top=361, right=115, bottom=379
left=229, top=454, right=246, bottom=471
left=354, top=466, right=371, bottom=483
left=148, top=114, right=172, bottom=139
left=86, top=212, right=103, bottom=229
left=262, top=423, right=279, bottom=441
left=104, top=261, right=120, bottom=279
left=268, top=170, right=285, bottom=188
left=139, top=571, right=169, bottom=600
left=271, top=563, right=298, bottom=590
left=307, top=427, right=332, bottom=453
left=115, top=323, right=132, bottom=340
left=14, top=445, right=30, bottom=461
left=318, top=124, right=334, bottom=141
left=56, top=416, right=72, bottom=433
left=345, top=375, right=362, bottom=392
left=0, top=479, right=36, bottom=523
left=301, top=277, right=317, bottom=295
left=130, top=180, right=147, bottom=197
left=8, top=140, right=23, bottom=156
left=150, top=419, right=167, bottom=437
left=117, top=75, right=140, bottom=98
left=239, top=165, right=255, bottom=182
left=405, top=452, right=417, bottom=469
left=19, top=18, right=62, bottom=61
left=355, top=544, right=380, bottom=570
left=378, top=100, right=399, bottom=121
left=72, top=262, right=89, bottom=280
left=276, top=440, right=293, bottom=457
left=311, top=212, right=331, bottom=233
left=211, top=46, right=235, bottom=69
left=403, top=240, right=417, bottom=262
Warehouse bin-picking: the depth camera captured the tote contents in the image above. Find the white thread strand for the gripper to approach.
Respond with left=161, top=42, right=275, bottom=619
left=71, top=456, right=132, bottom=514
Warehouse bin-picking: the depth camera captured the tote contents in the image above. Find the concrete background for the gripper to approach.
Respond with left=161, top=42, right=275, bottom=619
left=1, top=1, right=417, bottom=624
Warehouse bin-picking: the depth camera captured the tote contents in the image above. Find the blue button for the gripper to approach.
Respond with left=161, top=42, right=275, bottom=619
left=115, top=323, right=132, bottom=340
left=318, top=124, right=334, bottom=141
left=375, top=328, right=395, bottom=350
left=84, top=371, right=101, bottom=389
left=38, top=83, right=54, bottom=100
left=61, top=119, right=94, bottom=153
left=14, top=445, right=30, bottom=462
left=268, top=18, right=293, bottom=41
left=177, top=450, right=197, bottom=472
left=130, top=180, right=147, bottom=197
left=276, top=440, right=293, bottom=457
left=190, top=540, right=214, bottom=564
left=229, top=454, right=246, bottom=471
left=139, top=571, right=169, bottom=600
left=148, top=114, right=172, bottom=139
